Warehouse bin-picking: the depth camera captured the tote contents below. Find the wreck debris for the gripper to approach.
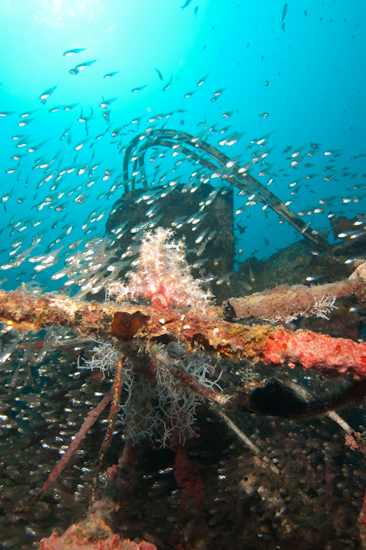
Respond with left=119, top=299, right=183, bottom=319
left=122, top=129, right=330, bottom=251
left=3, top=228, right=366, bottom=548
left=2, top=286, right=366, bottom=383
left=33, top=392, right=113, bottom=504
left=92, top=355, right=125, bottom=500
left=224, top=262, right=366, bottom=323
left=40, top=503, right=157, bottom=550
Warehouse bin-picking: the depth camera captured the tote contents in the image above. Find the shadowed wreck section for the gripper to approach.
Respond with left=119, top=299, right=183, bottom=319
left=3, top=240, right=366, bottom=549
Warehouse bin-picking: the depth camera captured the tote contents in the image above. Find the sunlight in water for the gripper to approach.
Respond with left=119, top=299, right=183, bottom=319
left=5, top=0, right=105, bottom=28
left=35, top=0, right=104, bottom=27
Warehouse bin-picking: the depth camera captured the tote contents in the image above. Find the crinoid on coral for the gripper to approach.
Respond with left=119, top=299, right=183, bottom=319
left=78, top=339, right=120, bottom=378
left=107, top=227, right=212, bottom=311
left=119, top=342, right=223, bottom=447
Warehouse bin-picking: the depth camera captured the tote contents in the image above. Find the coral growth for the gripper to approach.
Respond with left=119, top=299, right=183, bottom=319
left=110, top=311, right=150, bottom=340
left=173, top=443, right=205, bottom=513
left=263, top=330, right=366, bottom=379
left=78, top=339, right=222, bottom=447
left=40, top=511, right=156, bottom=550
left=108, top=228, right=212, bottom=311
left=120, top=344, right=222, bottom=446
left=225, top=281, right=357, bottom=324
left=79, top=340, right=120, bottom=378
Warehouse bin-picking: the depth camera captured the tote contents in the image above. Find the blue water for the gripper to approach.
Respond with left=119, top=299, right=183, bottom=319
left=1, top=0, right=366, bottom=291
left=1, top=4, right=366, bottom=547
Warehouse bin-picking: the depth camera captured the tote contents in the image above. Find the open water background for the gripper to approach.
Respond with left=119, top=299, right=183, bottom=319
left=0, top=0, right=365, bottom=290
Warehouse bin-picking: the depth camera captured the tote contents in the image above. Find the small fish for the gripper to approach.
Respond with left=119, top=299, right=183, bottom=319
left=204, top=187, right=223, bottom=206
left=213, top=87, right=225, bottom=97
left=27, top=139, right=49, bottom=153
left=78, top=106, right=94, bottom=123
left=131, top=85, right=148, bottom=93
left=300, top=221, right=312, bottom=234
left=184, top=90, right=196, bottom=98
left=305, top=275, right=326, bottom=283
left=162, top=75, right=173, bottom=91
left=196, top=73, right=209, bottom=87
left=215, top=274, right=231, bottom=286
left=60, top=123, right=73, bottom=140
left=0, top=111, right=15, bottom=118
left=63, top=103, right=79, bottom=111
left=194, top=6, right=199, bottom=16
left=103, top=71, right=118, bottom=79
left=37, top=330, right=59, bottom=361
left=39, top=86, right=57, bottom=104
left=99, top=97, right=116, bottom=108
left=103, top=169, right=113, bottom=181
left=19, top=110, right=37, bottom=118
left=282, top=3, right=288, bottom=22
left=195, top=227, right=209, bottom=244
left=338, top=229, right=366, bottom=240
left=12, top=133, right=28, bottom=142
left=74, top=138, right=89, bottom=151
left=235, top=205, right=248, bottom=216
left=181, top=0, right=193, bottom=9
left=13, top=243, right=38, bottom=266
left=63, top=48, right=86, bottom=56
left=155, top=68, right=163, bottom=81
left=49, top=105, right=62, bottom=113
left=10, top=360, right=22, bottom=389
left=0, top=337, right=21, bottom=365
left=75, top=60, right=97, bottom=71
left=18, top=117, right=34, bottom=127
left=196, top=237, right=210, bottom=257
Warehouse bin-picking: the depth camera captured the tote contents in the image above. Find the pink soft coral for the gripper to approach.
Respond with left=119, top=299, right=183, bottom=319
left=108, top=228, right=212, bottom=311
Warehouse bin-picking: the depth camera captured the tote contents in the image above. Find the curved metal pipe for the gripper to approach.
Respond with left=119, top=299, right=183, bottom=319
left=122, top=129, right=330, bottom=251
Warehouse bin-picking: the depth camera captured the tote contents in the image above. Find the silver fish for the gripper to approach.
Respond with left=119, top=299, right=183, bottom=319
left=0, top=337, right=21, bottom=365
left=63, top=48, right=86, bottom=56
left=196, top=73, right=209, bottom=87
left=131, top=85, right=148, bottom=93
left=99, top=97, right=117, bottom=108
left=63, top=103, right=79, bottom=111
left=103, top=71, right=118, bottom=79
left=39, top=86, right=57, bottom=104
left=162, top=75, right=173, bottom=92
left=74, top=59, right=97, bottom=72
left=0, top=111, right=15, bottom=118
